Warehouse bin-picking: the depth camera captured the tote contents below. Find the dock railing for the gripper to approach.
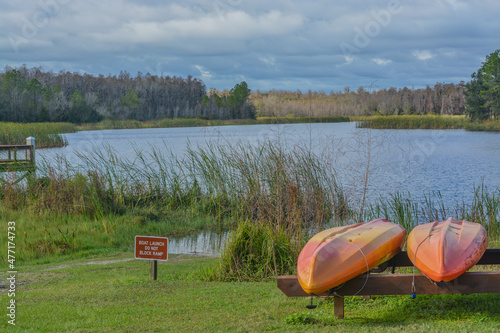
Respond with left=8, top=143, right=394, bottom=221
left=0, top=137, right=36, bottom=184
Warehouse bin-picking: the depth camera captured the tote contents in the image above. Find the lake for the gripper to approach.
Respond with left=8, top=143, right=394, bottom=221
left=38, top=122, right=500, bottom=254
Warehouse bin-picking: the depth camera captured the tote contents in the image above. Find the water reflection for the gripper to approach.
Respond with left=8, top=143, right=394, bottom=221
left=168, top=231, right=231, bottom=256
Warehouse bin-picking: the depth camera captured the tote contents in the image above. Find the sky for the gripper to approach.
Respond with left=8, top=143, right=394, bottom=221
left=0, top=0, right=499, bottom=92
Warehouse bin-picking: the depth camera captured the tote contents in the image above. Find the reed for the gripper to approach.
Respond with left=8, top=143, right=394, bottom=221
left=356, top=115, right=468, bottom=130
left=203, top=221, right=301, bottom=281
left=365, top=187, right=500, bottom=240
left=78, top=119, right=144, bottom=130
left=365, top=192, right=419, bottom=232
left=0, top=122, right=76, bottom=147
left=464, top=118, right=500, bottom=131
left=257, top=116, right=350, bottom=124
left=76, top=116, right=351, bottom=132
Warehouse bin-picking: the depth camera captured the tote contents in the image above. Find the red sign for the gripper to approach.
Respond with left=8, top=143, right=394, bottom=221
left=135, top=236, right=168, bottom=261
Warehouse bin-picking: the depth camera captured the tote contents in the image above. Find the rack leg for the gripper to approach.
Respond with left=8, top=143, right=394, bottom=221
left=334, top=296, right=344, bottom=319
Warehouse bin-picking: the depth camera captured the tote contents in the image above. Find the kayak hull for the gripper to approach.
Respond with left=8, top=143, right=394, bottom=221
left=297, top=219, right=406, bottom=294
left=407, top=218, right=488, bottom=282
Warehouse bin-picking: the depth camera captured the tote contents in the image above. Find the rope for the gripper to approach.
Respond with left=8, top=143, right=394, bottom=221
left=330, top=242, right=370, bottom=298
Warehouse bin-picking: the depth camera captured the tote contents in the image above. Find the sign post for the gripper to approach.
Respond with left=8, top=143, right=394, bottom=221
left=135, top=236, right=168, bottom=280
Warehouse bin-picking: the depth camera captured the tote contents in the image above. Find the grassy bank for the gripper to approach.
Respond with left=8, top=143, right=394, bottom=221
left=1, top=139, right=499, bottom=270
left=0, top=117, right=350, bottom=149
left=464, top=118, right=500, bottom=131
left=84, top=115, right=497, bottom=132
left=0, top=139, right=345, bottom=265
left=78, top=116, right=351, bottom=131
left=355, top=114, right=500, bottom=131
left=354, top=115, right=468, bottom=129
left=0, top=122, right=76, bottom=147
left=0, top=115, right=498, bottom=150
left=0, top=206, right=225, bottom=264
left=1, top=253, right=499, bottom=332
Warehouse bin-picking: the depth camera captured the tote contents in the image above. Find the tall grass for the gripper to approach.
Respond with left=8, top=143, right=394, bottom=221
left=356, top=115, right=468, bottom=130
left=185, top=140, right=348, bottom=231
left=203, top=221, right=300, bottom=281
left=1, top=137, right=499, bottom=277
left=257, top=116, right=350, bottom=124
left=0, top=122, right=76, bottom=147
left=365, top=187, right=500, bottom=240
left=77, top=116, right=351, bottom=132
left=355, top=114, right=500, bottom=132
left=1, top=139, right=349, bottom=268
left=464, top=118, right=500, bottom=131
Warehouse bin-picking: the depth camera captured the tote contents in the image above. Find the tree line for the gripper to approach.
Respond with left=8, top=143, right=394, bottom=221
left=251, top=82, right=466, bottom=117
left=0, top=66, right=254, bottom=123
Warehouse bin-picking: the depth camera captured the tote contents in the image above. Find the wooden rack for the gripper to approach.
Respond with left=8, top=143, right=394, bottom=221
left=277, top=249, right=500, bottom=319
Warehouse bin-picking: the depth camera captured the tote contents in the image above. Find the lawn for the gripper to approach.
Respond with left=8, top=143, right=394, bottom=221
left=2, top=253, right=500, bottom=332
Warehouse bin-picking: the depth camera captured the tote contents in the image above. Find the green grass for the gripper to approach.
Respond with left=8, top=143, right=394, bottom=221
left=2, top=253, right=500, bottom=332
left=354, top=115, right=468, bottom=130
left=257, top=116, right=350, bottom=124
left=0, top=205, right=229, bottom=264
left=204, top=221, right=301, bottom=281
left=78, top=116, right=351, bottom=131
left=464, top=118, right=500, bottom=131
left=354, top=115, right=500, bottom=132
left=0, top=122, right=76, bottom=148
left=364, top=187, right=500, bottom=242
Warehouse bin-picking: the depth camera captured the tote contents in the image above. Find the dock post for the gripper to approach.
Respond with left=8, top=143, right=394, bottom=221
left=26, top=137, right=35, bottom=163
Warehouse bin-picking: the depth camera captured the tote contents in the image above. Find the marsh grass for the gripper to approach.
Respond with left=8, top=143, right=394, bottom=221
left=0, top=139, right=349, bottom=266
left=202, top=221, right=301, bottom=281
left=257, top=116, right=350, bottom=124
left=77, top=116, right=351, bottom=131
left=0, top=122, right=76, bottom=147
left=1, top=137, right=499, bottom=277
left=355, top=115, right=468, bottom=130
left=365, top=186, right=500, bottom=240
left=464, top=118, right=500, bottom=131
left=355, top=114, right=500, bottom=132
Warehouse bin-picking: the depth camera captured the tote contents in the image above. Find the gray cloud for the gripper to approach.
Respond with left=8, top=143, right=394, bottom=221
left=0, top=0, right=498, bottom=91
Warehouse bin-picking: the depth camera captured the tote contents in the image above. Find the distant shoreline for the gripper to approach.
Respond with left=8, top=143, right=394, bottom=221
left=1, top=115, right=498, bottom=148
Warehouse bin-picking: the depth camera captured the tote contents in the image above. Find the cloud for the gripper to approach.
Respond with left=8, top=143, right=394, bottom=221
left=195, top=65, right=212, bottom=79
left=0, top=0, right=498, bottom=91
left=412, top=50, right=435, bottom=61
left=373, top=58, right=392, bottom=66
left=259, top=56, right=276, bottom=66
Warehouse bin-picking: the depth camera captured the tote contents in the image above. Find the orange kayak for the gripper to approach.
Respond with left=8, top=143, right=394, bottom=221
left=297, top=219, right=406, bottom=294
left=407, top=217, right=487, bottom=282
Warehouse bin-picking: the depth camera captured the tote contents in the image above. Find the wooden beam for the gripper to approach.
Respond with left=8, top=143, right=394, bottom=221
left=0, top=145, right=33, bottom=150
left=277, top=271, right=500, bottom=297
left=0, top=139, right=36, bottom=178
left=334, top=296, right=344, bottom=319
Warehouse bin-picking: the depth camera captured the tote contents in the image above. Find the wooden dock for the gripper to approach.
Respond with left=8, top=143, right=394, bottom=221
left=0, top=137, right=36, bottom=183
left=277, top=249, right=500, bottom=319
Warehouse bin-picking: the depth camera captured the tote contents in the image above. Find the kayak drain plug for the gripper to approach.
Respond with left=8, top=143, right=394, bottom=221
left=306, top=297, right=317, bottom=309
